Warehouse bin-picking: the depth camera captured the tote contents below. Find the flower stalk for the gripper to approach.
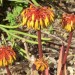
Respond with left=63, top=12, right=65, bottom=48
left=37, top=30, right=46, bottom=75
left=60, top=31, right=73, bottom=75
left=63, top=31, right=73, bottom=64
left=5, top=66, right=11, bottom=75
left=57, top=44, right=65, bottom=75
left=37, top=30, right=43, bottom=58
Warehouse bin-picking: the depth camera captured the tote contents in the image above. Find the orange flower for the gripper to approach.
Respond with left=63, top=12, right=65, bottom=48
left=0, top=46, right=16, bottom=67
left=21, top=5, right=54, bottom=30
left=62, top=13, right=75, bottom=32
left=34, top=58, right=48, bottom=71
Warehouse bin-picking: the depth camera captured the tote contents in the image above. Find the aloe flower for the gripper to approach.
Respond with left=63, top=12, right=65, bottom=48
left=62, top=13, right=75, bottom=32
left=59, top=13, right=75, bottom=75
left=34, top=58, right=48, bottom=71
left=21, top=5, right=54, bottom=75
left=0, top=46, right=16, bottom=67
left=21, top=5, right=54, bottom=30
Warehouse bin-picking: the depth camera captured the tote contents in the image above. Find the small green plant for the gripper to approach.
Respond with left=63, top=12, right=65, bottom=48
left=6, top=5, right=23, bottom=25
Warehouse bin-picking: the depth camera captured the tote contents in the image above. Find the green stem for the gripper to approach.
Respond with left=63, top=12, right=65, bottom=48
left=9, top=33, right=45, bottom=44
left=0, top=24, right=51, bottom=41
left=15, top=43, right=30, bottom=60
left=31, top=0, right=40, bottom=6
left=0, top=24, right=22, bottom=28
left=8, top=0, right=27, bottom=2
left=1, top=34, right=7, bottom=45
left=9, top=30, right=51, bottom=41
left=0, top=27, right=45, bottom=44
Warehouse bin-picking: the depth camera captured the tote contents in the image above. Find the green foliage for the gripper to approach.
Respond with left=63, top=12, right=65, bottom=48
left=6, top=5, right=23, bottom=25
left=0, top=25, right=51, bottom=44
left=14, top=43, right=29, bottom=59
left=8, top=0, right=29, bottom=4
left=5, top=0, right=29, bottom=26
left=49, top=25, right=54, bottom=34
left=0, top=0, right=3, bottom=6
left=31, top=0, right=40, bottom=6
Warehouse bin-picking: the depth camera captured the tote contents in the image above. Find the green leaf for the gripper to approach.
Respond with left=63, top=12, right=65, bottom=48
left=13, top=6, right=23, bottom=17
left=49, top=25, right=54, bottom=34
left=6, top=5, right=23, bottom=25
left=8, top=0, right=28, bottom=4
left=9, top=30, right=51, bottom=41
left=0, top=0, right=3, bottom=6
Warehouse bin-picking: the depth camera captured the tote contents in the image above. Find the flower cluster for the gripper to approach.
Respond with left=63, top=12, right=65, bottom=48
left=62, top=13, right=75, bottom=32
left=0, top=46, right=16, bottom=67
left=21, top=5, right=54, bottom=30
left=34, top=58, right=48, bottom=71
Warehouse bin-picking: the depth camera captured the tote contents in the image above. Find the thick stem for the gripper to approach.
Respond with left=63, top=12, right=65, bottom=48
left=37, top=30, right=43, bottom=58
left=60, top=31, right=73, bottom=75
left=63, top=31, right=73, bottom=64
left=45, top=68, right=49, bottom=75
left=57, top=44, right=65, bottom=75
left=37, top=30, right=44, bottom=75
left=5, top=66, right=11, bottom=75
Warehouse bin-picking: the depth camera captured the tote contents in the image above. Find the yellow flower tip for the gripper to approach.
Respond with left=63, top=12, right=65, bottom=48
left=0, top=60, right=2, bottom=66
left=35, top=20, right=39, bottom=30
left=9, top=56, right=13, bottom=64
left=44, top=16, right=49, bottom=27
left=13, top=55, right=16, bottom=60
left=39, top=65, right=45, bottom=71
left=30, top=20, right=34, bottom=28
left=50, top=14, right=54, bottom=22
left=64, top=24, right=72, bottom=32
left=27, top=20, right=31, bottom=29
left=32, top=14, right=35, bottom=21
left=21, top=10, right=25, bottom=17
left=40, top=18, right=43, bottom=28
left=49, top=11, right=54, bottom=22
left=0, top=46, right=16, bottom=67
left=3, top=57, right=8, bottom=66
left=34, top=58, right=48, bottom=71
left=22, top=17, right=27, bottom=25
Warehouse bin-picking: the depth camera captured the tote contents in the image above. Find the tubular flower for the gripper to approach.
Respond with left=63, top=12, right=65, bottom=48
left=21, top=5, right=54, bottom=30
left=0, top=46, right=16, bottom=67
left=34, top=58, right=48, bottom=71
left=62, top=13, right=75, bottom=32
